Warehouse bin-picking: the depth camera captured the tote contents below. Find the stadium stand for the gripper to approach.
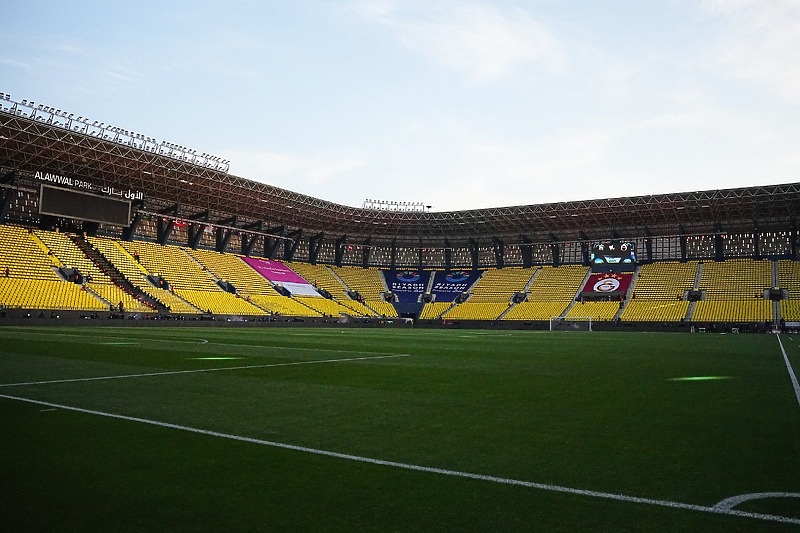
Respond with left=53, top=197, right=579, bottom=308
left=285, top=262, right=377, bottom=316
left=501, top=301, right=573, bottom=321
left=331, top=265, right=399, bottom=317
left=184, top=248, right=280, bottom=296
left=36, top=230, right=152, bottom=313
left=2, top=94, right=800, bottom=327
left=500, top=265, right=588, bottom=321
left=330, top=265, right=386, bottom=301
left=116, top=240, right=266, bottom=316
left=441, top=302, right=511, bottom=321
left=464, top=267, right=538, bottom=303
left=564, top=301, right=621, bottom=322
left=87, top=236, right=202, bottom=314
left=619, top=262, right=696, bottom=322
left=778, top=260, right=800, bottom=321
left=693, top=259, right=773, bottom=322
left=0, top=225, right=106, bottom=311
left=420, top=301, right=455, bottom=320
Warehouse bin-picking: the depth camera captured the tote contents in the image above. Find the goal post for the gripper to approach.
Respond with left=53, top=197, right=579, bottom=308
left=549, top=316, right=593, bottom=331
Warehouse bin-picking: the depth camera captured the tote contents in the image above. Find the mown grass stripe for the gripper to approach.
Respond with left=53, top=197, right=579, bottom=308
left=0, top=353, right=410, bottom=388
left=1, top=392, right=798, bottom=527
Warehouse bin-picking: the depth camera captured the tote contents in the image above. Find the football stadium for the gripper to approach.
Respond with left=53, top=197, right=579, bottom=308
left=2, top=94, right=800, bottom=531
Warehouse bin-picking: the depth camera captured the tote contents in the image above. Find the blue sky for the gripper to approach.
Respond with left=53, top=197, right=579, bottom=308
left=2, top=1, right=799, bottom=211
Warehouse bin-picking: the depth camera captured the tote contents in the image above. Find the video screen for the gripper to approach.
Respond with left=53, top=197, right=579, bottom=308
left=590, top=241, right=635, bottom=264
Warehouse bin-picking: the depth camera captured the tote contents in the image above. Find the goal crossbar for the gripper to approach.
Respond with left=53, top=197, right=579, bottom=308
left=549, top=316, right=593, bottom=331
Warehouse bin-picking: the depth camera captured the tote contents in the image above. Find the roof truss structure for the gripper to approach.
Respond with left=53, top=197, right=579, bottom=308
left=2, top=109, right=799, bottom=250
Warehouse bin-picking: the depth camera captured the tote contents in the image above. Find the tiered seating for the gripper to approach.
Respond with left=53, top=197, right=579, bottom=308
left=87, top=283, right=153, bottom=313
left=465, top=268, right=537, bottom=302
left=698, top=259, right=772, bottom=300
left=186, top=247, right=352, bottom=317
left=692, top=259, right=773, bottom=322
left=89, top=237, right=201, bottom=314
left=501, top=301, right=570, bottom=321
left=120, top=241, right=218, bottom=291
left=441, top=302, right=511, bottom=321
left=619, top=300, right=689, bottom=322
left=36, top=230, right=105, bottom=280
left=286, top=262, right=346, bottom=297
left=778, top=260, right=800, bottom=321
left=780, top=300, right=800, bottom=321
left=119, top=241, right=264, bottom=316
left=778, top=260, right=800, bottom=299
left=176, top=289, right=264, bottom=315
left=286, top=261, right=375, bottom=316
left=526, top=265, right=588, bottom=301
left=692, top=300, right=772, bottom=322
left=185, top=248, right=279, bottom=296
left=565, top=301, right=620, bottom=321
left=0, top=225, right=105, bottom=311
left=420, top=302, right=454, bottom=320
left=630, top=262, right=697, bottom=300
left=368, top=301, right=399, bottom=317
left=295, top=296, right=354, bottom=317
left=0, top=278, right=106, bottom=311
left=248, top=294, right=322, bottom=317
left=620, top=262, right=697, bottom=322
left=501, top=265, right=588, bottom=321
left=331, top=265, right=385, bottom=300
left=0, top=225, right=62, bottom=281
left=331, top=265, right=398, bottom=317
left=36, top=230, right=151, bottom=313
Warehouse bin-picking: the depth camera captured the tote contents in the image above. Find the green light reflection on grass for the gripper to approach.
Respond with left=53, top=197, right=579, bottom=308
left=668, top=376, right=733, bottom=382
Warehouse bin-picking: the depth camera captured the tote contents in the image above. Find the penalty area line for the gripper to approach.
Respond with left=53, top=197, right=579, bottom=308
left=0, top=353, right=410, bottom=388
left=0, top=393, right=798, bottom=527
left=776, top=334, right=800, bottom=411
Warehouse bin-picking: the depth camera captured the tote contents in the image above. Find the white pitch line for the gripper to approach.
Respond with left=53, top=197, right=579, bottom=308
left=0, top=329, right=358, bottom=352
left=0, top=393, right=798, bottom=526
left=776, top=334, right=800, bottom=410
left=0, top=353, right=409, bottom=388
left=714, top=492, right=800, bottom=511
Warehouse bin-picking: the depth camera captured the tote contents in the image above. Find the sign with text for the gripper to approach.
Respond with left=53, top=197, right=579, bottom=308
left=384, top=269, right=431, bottom=302
left=430, top=270, right=479, bottom=302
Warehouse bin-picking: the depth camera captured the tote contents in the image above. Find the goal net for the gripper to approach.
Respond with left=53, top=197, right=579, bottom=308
left=549, top=316, right=593, bottom=331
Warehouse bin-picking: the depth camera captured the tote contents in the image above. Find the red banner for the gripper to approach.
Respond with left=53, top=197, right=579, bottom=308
left=583, top=272, right=633, bottom=294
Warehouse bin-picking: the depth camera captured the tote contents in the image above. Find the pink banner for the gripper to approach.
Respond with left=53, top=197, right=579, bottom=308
left=583, top=272, right=633, bottom=293
left=242, top=257, right=308, bottom=284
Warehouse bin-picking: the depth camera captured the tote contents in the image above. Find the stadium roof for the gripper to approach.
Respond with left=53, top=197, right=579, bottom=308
left=2, top=107, right=799, bottom=246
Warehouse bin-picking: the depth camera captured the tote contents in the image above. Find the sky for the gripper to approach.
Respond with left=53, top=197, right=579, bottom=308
left=1, top=0, right=800, bottom=212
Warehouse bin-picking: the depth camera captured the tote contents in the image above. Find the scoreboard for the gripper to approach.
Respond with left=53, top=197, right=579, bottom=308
left=590, top=241, right=636, bottom=264
left=39, top=185, right=131, bottom=226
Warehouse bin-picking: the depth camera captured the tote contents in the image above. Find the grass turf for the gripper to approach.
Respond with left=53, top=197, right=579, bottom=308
left=1, top=326, right=799, bottom=531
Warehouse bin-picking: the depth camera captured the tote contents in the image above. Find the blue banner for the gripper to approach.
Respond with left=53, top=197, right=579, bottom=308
left=430, top=270, right=480, bottom=302
left=384, top=269, right=431, bottom=302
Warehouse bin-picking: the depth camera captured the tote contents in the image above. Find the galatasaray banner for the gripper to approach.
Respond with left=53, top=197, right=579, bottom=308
left=583, top=272, right=633, bottom=294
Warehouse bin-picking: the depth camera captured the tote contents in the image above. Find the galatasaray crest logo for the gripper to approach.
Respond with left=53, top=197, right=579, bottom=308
left=445, top=271, right=469, bottom=283
left=593, top=273, right=622, bottom=292
left=397, top=271, right=420, bottom=282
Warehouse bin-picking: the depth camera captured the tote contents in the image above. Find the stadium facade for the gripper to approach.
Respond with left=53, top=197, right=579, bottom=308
left=2, top=95, right=800, bottom=331
left=2, top=95, right=799, bottom=270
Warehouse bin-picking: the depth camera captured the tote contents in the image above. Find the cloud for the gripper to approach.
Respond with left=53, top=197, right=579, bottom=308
left=352, top=0, right=563, bottom=84
left=223, top=149, right=366, bottom=197
left=701, top=0, right=800, bottom=103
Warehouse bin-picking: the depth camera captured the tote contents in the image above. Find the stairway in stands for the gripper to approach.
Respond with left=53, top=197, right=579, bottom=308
left=69, top=234, right=165, bottom=313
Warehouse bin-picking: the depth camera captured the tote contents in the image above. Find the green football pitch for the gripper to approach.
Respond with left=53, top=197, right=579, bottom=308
left=1, top=326, right=799, bottom=532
